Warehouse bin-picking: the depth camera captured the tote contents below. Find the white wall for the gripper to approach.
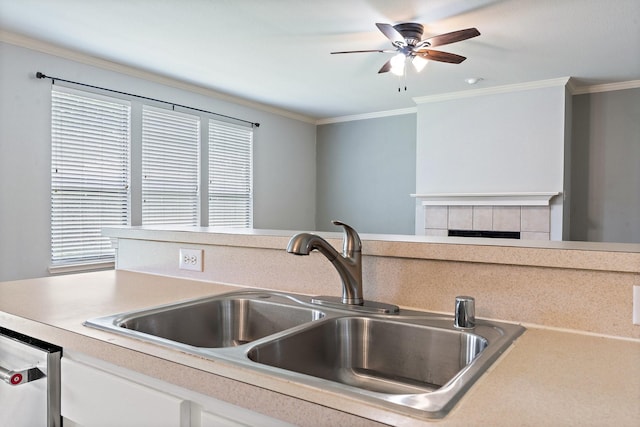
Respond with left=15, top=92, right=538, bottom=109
left=414, top=83, right=569, bottom=240
left=0, top=41, right=316, bottom=281
left=415, top=84, right=567, bottom=194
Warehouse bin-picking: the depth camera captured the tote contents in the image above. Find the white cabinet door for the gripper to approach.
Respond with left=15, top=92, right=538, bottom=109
left=200, top=408, right=295, bottom=427
left=61, top=358, right=189, bottom=427
left=201, top=410, right=250, bottom=427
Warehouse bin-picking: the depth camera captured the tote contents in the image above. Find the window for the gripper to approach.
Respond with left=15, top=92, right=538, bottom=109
left=208, top=120, right=253, bottom=227
left=51, top=88, right=130, bottom=265
left=142, top=107, right=200, bottom=225
left=50, top=86, right=253, bottom=269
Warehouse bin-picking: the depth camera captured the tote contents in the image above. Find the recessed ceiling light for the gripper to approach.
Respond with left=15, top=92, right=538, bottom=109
left=465, top=77, right=483, bottom=85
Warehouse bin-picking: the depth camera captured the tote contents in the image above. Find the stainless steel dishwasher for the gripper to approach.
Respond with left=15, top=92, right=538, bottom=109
left=0, top=327, right=62, bottom=427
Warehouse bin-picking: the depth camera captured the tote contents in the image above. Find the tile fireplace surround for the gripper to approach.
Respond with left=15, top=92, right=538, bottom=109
left=412, top=193, right=560, bottom=240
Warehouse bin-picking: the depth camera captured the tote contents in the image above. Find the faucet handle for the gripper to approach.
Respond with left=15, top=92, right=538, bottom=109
left=454, top=296, right=476, bottom=329
left=332, top=220, right=361, bottom=256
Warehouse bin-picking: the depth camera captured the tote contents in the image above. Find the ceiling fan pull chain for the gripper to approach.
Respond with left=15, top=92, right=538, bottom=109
left=402, top=64, right=407, bottom=91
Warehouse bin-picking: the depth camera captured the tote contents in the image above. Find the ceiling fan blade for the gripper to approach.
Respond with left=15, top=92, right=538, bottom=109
left=415, top=49, right=466, bottom=64
left=375, top=23, right=405, bottom=45
left=422, top=28, right=480, bottom=47
left=331, top=49, right=395, bottom=54
left=378, top=59, right=392, bottom=74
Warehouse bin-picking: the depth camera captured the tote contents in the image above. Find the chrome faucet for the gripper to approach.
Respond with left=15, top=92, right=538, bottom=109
left=287, top=221, right=399, bottom=314
left=287, top=220, right=363, bottom=305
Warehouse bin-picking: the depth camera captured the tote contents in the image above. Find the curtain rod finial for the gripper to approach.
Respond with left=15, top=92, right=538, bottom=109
left=254, top=123, right=260, bottom=128
left=36, top=72, right=46, bottom=79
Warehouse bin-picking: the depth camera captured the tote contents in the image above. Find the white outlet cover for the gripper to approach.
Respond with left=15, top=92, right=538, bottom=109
left=179, top=248, right=203, bottom=272
left=634, top=286, right=640, bottom=325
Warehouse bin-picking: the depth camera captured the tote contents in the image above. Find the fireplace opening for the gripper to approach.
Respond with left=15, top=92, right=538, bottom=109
left=448, top=230, right=521, bottom=239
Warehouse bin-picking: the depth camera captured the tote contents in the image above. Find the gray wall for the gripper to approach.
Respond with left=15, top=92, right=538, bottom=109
left=570, top=88, right=640, bottom=243
left=2, top=41, right=638, bottom=282
left=316, top=114, right=416, bottom=234
left=316, top=86, right=639, bottom=243
left=0, top=42, right=317, bottom=281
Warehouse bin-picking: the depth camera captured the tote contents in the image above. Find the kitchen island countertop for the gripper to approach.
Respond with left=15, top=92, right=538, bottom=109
left=1, top=270, right=638, bottom=426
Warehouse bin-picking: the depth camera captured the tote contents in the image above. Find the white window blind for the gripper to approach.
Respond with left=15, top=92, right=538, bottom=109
left=51, top=88, right=131, bottom=265
left=142, top=107, right=200, bottom=225
left=208, top=120, right=253, bottom=227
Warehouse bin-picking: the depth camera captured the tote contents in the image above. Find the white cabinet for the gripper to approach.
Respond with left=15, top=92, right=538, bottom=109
left=61, top=358, right=189, bottom=427
left=61, top=354, right=291, bottom=427
left=200, top=410, right=251, bottom=427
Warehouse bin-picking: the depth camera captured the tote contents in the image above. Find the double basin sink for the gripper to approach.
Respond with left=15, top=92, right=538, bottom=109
left=85, top=290, right=524, bottom=419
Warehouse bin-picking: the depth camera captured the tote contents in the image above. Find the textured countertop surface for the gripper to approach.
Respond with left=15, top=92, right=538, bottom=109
left=1, top=270, right=639, bottom=426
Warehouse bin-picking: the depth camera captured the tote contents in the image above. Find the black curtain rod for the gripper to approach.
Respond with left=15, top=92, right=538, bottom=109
left=35, top=72, right=260, bottom=128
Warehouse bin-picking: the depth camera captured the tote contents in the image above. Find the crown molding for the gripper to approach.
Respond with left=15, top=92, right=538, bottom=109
left=413, top=77, right=572, bottom=104
left=565, top=77, right=579, bottom=95
left=6, top=29, right=637, bottom=127
left=316, top=107, right=417, bottom=125
left=0, top=30, right=317, bottom=124
left=317, top=76, right=640, bottom=124
left=571, top=79, right=640, bottom=95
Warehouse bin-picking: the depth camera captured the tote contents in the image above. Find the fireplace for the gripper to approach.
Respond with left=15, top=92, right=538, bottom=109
left=448, top=229, right=521, bottom=239
left=411, top=193, right=560, bottom=240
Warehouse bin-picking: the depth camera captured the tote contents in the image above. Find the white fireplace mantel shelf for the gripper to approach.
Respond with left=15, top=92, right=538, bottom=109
left=410, top=192, right=561, bottom=206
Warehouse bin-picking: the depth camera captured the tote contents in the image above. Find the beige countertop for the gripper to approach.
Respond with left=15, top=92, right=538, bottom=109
left=1, top=270, right=639, bottom=426
left=104, top=225, right=640, bottom=273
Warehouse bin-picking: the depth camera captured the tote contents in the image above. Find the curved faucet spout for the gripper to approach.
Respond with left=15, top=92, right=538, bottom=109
left=287, top=221, right=363, bottom=305
left=286, top=233, right=336, bottom=259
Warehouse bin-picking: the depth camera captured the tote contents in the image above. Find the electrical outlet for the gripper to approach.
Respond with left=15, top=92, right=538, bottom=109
left=633, top=286, right=640, bottom=325
left=179, top=248, right=203, bottom=272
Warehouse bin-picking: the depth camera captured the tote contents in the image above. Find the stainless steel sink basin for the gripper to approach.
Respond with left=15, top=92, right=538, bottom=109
left=85, top=290, right=524, bottom=419
left=247, top=316, right=487, bottom=394
left=86, top=291, right=324, bottom=349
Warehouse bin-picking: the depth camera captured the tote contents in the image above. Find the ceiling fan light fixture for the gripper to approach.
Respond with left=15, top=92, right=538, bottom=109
left=332, top=23, right=480, bottom=78
left=412, top=55, right=428, bottom=72
left=390, top=53, right=406, bottom=76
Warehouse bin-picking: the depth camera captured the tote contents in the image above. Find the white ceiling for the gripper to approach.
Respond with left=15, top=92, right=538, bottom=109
left=1, top=0, right=639, bottom=120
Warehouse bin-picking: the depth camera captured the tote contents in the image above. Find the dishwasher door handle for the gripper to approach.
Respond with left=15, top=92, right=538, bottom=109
left=0, top=365, right=45, bottom=386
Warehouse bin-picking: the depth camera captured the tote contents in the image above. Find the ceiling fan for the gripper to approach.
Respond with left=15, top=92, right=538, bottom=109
left=331, top=23, right=480, bottom=75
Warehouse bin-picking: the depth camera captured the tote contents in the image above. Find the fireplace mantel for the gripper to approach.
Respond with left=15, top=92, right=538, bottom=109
left=412, top=192, right=562, bottom=240
left=410, top=192, right=561, bottom=206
